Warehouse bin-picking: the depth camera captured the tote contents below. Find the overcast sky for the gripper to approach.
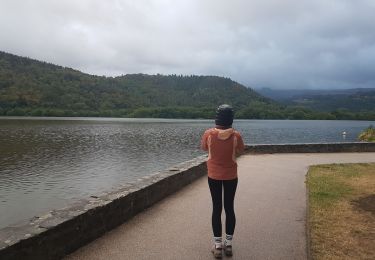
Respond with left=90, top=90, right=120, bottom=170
left=1, top=0, right=375, bottom=89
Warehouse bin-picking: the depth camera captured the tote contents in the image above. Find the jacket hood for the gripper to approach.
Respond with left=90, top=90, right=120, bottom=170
left=215, top=128, right=234, bottom=140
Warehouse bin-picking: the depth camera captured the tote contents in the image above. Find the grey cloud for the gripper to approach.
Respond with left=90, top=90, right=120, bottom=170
left=0, top=0, right=374, bottom=89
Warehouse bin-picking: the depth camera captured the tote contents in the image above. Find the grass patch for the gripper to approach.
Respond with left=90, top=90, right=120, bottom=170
left=306, top=163, right=375, bottom=260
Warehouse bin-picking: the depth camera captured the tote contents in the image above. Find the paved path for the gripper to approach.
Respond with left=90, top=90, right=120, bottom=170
left=65, top=153, right=375, bottom=260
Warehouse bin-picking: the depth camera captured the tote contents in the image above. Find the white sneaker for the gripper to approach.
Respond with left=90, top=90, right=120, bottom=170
left=224, top=244, right=233, bottom=256
left=211, top=245, right=223, bottom=259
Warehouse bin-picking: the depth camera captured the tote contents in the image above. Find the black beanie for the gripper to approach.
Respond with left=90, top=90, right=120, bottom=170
left=215, top=104, right=234, bottom=127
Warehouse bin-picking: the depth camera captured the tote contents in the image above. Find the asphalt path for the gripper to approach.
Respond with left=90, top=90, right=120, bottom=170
left=66, top=153, right=375, bottom=260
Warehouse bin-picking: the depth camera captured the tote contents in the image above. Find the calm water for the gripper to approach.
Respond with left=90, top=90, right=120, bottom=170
left=0, top=117, right=374, bottom=228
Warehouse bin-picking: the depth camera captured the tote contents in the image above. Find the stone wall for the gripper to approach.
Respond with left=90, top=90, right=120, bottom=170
left=0, top=142, right=374, bottom=259
left=245, top=142, right=375, bottom=154
left=0, top=156, right=207, bottom=260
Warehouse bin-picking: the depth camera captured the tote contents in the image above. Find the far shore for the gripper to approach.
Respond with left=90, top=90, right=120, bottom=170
left=1, top=115, right=375, bottom=122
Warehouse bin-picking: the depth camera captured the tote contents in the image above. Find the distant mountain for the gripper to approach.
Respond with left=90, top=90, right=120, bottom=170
left=257, top=87, right=375, bottom=112
left=257, top=87, right=375, bottom=101
left=0, top=51, right=272, bottom=118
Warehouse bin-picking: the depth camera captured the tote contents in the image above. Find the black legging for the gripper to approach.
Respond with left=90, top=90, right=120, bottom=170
left=208, top=177, right=238, bottom=237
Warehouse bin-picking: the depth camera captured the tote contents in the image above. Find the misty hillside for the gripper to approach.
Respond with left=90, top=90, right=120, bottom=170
left=257, top=88, right=375, bottom=112
left=0, top=51, right=273, bottom=118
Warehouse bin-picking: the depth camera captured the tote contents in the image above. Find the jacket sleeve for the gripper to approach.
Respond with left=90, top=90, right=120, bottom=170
left=235, top=132, right=245, bottom=154
left=201, top=130, right=210, bottom=151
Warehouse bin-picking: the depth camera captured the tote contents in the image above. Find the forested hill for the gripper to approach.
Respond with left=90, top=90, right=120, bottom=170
left=0, top=51, right=274, bottom=118
left=0, top=51, right=374, bottom=120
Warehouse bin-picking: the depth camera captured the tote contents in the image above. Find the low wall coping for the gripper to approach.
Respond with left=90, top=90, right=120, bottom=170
left=245, top=142, right=375, bottom=154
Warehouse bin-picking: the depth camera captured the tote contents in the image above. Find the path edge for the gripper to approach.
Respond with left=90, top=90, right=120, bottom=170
left=305, top=168, right=313, bottom=260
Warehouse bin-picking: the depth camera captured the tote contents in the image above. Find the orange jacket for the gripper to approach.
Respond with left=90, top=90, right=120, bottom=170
left=201, top=128, right=245, bottom=180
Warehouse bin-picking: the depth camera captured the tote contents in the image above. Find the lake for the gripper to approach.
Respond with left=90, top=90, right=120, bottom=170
left=0, top=117, right=374, bottom=228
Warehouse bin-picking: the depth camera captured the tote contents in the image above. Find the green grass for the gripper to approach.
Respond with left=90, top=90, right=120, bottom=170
left=306, top=163, right=375, bottom=260
left=308, top=164, right=359, bottom=207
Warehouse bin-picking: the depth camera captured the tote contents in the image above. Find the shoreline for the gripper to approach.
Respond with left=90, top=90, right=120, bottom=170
left=1, top=115, right=375, bottom=122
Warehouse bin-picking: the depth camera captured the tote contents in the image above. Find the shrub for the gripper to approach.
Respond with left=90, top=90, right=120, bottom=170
left=358, top=125, right=375, bottom=142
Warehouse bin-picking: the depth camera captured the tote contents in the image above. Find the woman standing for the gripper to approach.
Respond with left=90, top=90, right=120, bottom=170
left=201, top=104, right=245, bottom=258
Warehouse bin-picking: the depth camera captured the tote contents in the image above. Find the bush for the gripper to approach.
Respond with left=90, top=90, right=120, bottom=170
left=358, top=125, right=375, bottom=142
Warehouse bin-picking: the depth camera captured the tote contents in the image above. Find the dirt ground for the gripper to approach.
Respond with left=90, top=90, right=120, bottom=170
left=353, top=194, right=375, bottom=214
